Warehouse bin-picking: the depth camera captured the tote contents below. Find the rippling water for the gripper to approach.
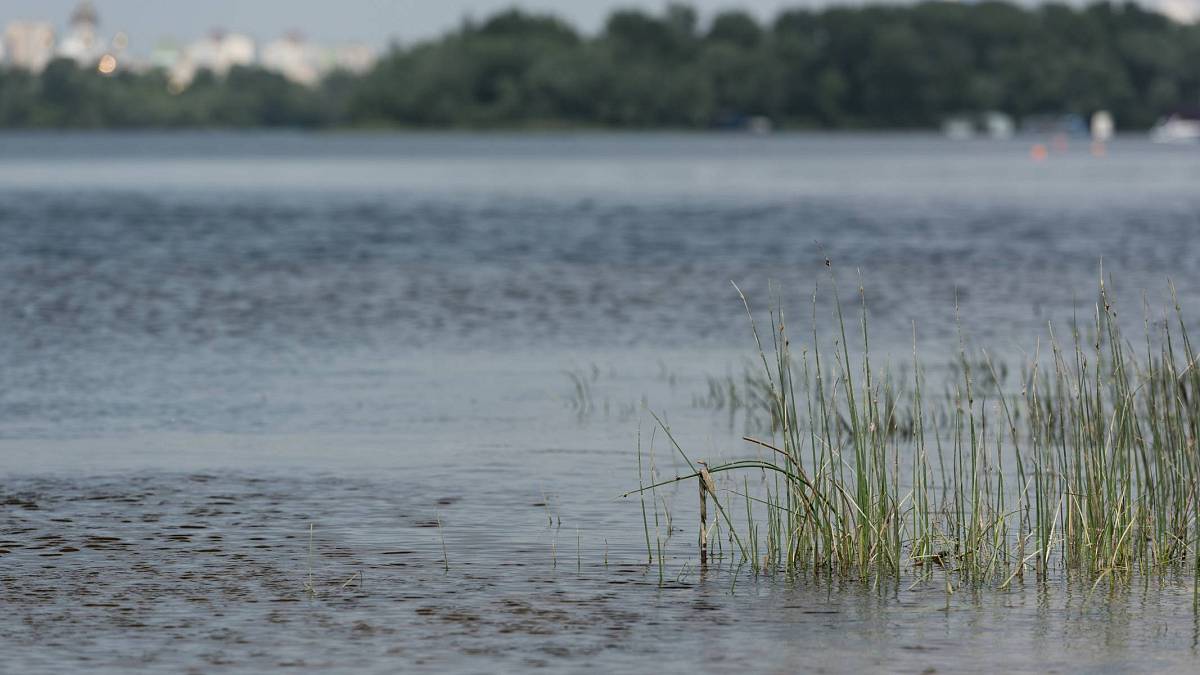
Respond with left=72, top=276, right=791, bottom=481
left=2, top=132, right=1199, bottom=672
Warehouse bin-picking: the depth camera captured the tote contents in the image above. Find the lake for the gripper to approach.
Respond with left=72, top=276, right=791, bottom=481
left=2, top=132, right=1200, bottom=673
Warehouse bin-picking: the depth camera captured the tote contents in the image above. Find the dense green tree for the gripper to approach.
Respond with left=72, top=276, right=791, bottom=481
left=1, top=2, right=1197, bottom=130
left=708, top=10, right=764, bottom=48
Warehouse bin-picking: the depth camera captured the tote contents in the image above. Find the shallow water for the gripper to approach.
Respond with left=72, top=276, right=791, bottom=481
left=5, top=471, right=1200, bottom=674
left=2, top=132, right=1200, bottom=672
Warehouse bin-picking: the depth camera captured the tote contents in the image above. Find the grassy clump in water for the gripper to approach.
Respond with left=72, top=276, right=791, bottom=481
left=630, top=268, right=1200, bottom=591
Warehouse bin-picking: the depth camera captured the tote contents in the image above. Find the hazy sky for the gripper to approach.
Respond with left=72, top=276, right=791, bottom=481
left=3, top=0, right=1196, bottom=53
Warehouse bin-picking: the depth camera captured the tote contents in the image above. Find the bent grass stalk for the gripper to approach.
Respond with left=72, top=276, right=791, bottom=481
left=437, top=513, right=449, bottom=572
left=627, top=269, right=1200, bottom=588
left=305, top=523, right=315, bottom=596
left=638, top=428, right=652, bottom=564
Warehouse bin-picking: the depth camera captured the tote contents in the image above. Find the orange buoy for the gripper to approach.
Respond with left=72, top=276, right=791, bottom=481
left=1030, top=143, right=1048, bottom=161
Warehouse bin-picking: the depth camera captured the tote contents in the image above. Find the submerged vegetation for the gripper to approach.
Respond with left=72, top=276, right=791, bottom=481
left=631, top=268, right=1200, bottom=594
left=3, top=2, right=1200, bottom=129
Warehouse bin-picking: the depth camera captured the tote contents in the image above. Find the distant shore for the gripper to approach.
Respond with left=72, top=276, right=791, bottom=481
left=1, top=3, right=1195, bottom=132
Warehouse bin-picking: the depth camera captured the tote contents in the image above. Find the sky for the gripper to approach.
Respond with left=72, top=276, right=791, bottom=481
left=3, top=0, right=1197, bottom=54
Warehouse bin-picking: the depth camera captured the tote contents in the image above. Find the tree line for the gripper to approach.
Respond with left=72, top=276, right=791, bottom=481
left=2, top=1, right=1198, bottom=130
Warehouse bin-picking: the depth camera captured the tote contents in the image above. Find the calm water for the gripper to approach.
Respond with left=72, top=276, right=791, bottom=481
left=2, top=132, right=1200, bottom=673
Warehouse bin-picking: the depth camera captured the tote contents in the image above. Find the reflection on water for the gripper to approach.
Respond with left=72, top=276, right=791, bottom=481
left=1, top=133, right=1200, bottom=672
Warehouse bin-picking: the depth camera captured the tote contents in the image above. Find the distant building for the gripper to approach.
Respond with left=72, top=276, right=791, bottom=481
left=57, top=1, right=102, bottom=66
left=1157, top=0, right=1198, bottom=24
left=2, top=4, right=377, bottom=86
left=261, top=32, right=320, bottom=86
left=329, top=43, right=375, bottom=75
left=192, top=31, right=255, bottom=74
left=2, top=21, right=56, bottom=72
left=169, top=30, right=256, bottom=89
left=262, top=33, right=376, bottom=86
left=150, top=39, right=181, bottom=70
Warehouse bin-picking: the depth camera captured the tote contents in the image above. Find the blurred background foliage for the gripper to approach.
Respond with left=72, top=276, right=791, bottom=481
left=2, top=1, right=1198, bottom=129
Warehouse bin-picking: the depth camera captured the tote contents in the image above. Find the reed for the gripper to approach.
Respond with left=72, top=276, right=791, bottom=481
left=437, top=513, right=449, bottom=572
left=628, top=268, right=1200, bottom=587
left=304, top=523, right=316, bottom=596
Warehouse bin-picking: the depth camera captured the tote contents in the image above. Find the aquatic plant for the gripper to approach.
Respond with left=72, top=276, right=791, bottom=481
left=629, top=267, right=1200, bottom=591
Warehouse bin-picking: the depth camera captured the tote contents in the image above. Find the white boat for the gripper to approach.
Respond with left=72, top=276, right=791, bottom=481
left=942, top=116, right=974, bottom=140
left=1151, top=113, right=1200, bottom=144
left=1090, top=110, right=1114, bottom=142
left=982, top=111, right=1014, bottom=139
left=940, top=111, right=1013, bottom=140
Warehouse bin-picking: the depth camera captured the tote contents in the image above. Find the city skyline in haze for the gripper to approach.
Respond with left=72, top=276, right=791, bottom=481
left=4, top=0, right=1198, bottom=56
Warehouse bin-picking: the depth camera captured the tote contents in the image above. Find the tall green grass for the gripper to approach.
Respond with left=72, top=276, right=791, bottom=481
left=630, top=270, right=1200, bottom=588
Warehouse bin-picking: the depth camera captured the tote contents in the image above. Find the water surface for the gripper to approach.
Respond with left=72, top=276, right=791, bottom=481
left=2, top=132, right=1200, bottom=672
